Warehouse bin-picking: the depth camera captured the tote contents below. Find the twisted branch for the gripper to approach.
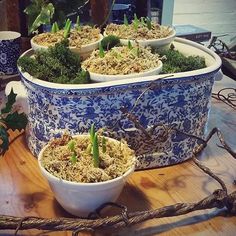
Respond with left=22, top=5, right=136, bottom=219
left=0, top=190, right=235, bottom=233
left=1, top=84, right=236, bottom=234
left=0, top=127, right=235, bottom=235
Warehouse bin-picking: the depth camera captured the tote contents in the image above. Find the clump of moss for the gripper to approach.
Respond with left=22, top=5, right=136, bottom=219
left=18, top=39, right=90, bottom=84
left=101, top=35, right=121, bottom=50
left=157, top=45, right=206, bottom=74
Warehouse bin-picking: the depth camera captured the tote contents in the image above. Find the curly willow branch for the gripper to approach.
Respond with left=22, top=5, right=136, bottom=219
left=0, top=128, right=235, bottom=235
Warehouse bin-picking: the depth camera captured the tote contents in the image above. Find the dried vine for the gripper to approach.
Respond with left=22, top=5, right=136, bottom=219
left=0, top=83, right=235, bottom=234
left=0, top=127, right=235, bottom=235
left=212, top=87, right=236, bottom=110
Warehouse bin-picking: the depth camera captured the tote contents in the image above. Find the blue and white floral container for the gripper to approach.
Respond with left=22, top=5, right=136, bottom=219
left=10, top=37, right=221, bottom=169
left=0, top=31, right=21, bottom=75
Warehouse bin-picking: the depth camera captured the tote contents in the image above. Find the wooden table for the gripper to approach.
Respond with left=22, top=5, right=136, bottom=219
left=0, top=75, right=235, bottom=236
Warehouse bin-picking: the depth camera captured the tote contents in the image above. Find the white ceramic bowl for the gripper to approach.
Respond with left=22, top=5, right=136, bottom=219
left=30, top=34, right=103, bottom=60
left=104, top=27, right=176, bottom=48
left=87, top=60, right=163, bottom=82
left=38, top=134, right=135, bottom=217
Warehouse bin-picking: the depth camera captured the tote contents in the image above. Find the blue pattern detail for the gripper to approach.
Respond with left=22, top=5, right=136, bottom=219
left=0, top=37, right=20, bottom=75
left=21, top=69, right=219, bottom=169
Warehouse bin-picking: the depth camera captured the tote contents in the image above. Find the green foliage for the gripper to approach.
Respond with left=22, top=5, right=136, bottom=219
left=133, top=13, right=139, bottom=31
left=124, top=14, right=128, bottom=26
left=75, top=16, right=81, bottom=31
left=0, top=128, right=9, bottom=155
left=146, top=17, right=152, bottom=30
left=88, top=124, right=107, bottom=168
left=63, top=19, right=72, bottom=38
left=51, top=22, right=59, bottom=33
left=140, top=17, right=145, bottom=26
left=92, top=133, right=99, bottom=168
left=90, top=123, right=95, bottom=143
left=102, top=136, right=106, bottom=153
left=68, top=140, right=77, bottom=164
left=101, top=35, right=120, bottom=50
left=24, top=0, right=87, bottom=34
left=1, top=89, right=17, bottom=114
left=158, top=46, right=206, bottom=74
left=18, top=40, right=90, bottom=84
left=128, top=40, right=133, bottom=50
left=0, top=89, right=28, bottom=155
left=2, top=112, right=28, bottom=132
left=24, top=0, right=54, bottom=34
left=131, top=47, right=140, bottom=57
left=99, top=43, right=105, bottom=58
left=69, top=70, right=90, bottom=84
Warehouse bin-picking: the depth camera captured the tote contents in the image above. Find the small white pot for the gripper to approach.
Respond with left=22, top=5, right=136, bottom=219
left=87, top=60, right=163, bottom=82
left=38, top=135, right=135, bottom=217
left=104, top=27, right=176, bottom=49
left=30, top=34, right=103, bottom=60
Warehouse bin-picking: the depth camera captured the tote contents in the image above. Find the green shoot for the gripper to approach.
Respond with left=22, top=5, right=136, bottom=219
left=146, top=17, right=152, bottom=30
left=90, top=123, right=95, bottom=143
left=140, top=17, right=145, bottom=26
left=131, top=47, right=140, bottom=57
left=102, top=136, right=106, bottom=153
left=133, top=13, right=139, bottom=31
left=63, top=19, right=72, bottom=38
left=70, top=152, right=77, bottom=164
left=54, top=22, right=59, bottom=31
left=99, top=43, right=105, bottom=58
left=64, top=18, right=70, bottom=29
left=68, top=140, right=77, bottom=164
left=51, top=23, right=56, bottom=33
left=68, top=139, right=76, bottom=151
left=86, top=143, right=92, bottom=154
left=124, top=14, right=128, bottom=26
left=75, top=15, right=81, bottom=31
left=128, top=40, right=133, bottom=49
left=92, top=133, right=99, bottom=168
left=136, top=47, right=140, bottom=57
left=51, top=22, right=59, bottom=33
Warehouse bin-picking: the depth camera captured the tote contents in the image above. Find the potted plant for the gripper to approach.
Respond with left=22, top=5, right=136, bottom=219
left=11, top=36, right=221, bottom=170
left=104, top=14, right=176, bottom=48
left=30, top=17, right=103, bottom=59
left=82, top=41, right=163, bottom=82
left=38, top=125, right=136, bottom=216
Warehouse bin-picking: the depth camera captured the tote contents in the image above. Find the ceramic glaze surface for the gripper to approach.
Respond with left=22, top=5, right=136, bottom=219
left=22, top=72, right=215, bottom=169
left=17, top=38, right=221, bottom=169
left=0, top=31, right=21, bottom=75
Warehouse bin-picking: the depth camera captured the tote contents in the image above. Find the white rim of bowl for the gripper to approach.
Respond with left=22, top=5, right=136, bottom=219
left=0, top=31, right=21, bottom=40
left=87, top=60, right=163, bottom=80
left=31, top=33, right=103, bottom=50
left=104, top=27, right=176, bottom=42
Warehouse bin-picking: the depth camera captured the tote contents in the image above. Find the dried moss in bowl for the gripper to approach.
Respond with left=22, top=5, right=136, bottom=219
left=40, top=133, right=135, bottom=183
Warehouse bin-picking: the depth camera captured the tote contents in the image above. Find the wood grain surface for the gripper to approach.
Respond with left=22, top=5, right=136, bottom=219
left=0, top=75, right=235, bottom=235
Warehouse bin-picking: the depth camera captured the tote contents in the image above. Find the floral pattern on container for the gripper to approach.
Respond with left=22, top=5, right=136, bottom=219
left=22, top=72, right=215, bottom=169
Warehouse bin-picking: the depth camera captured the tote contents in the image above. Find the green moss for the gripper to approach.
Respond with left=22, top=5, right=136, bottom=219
left=157, top=45, right=206, bottom=74
left=101, top=35, right=120, bottom=51
left=18, top=39, right=90, bottom=84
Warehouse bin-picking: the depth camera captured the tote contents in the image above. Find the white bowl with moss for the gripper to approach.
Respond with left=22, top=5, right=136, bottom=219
left=38, top=132, right=136, bottom=217
left=104, top=21, right=176, bottom=49
left=82, top=45, right=163, bottom=82
left=31, top=26, right=103, bottom=59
